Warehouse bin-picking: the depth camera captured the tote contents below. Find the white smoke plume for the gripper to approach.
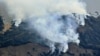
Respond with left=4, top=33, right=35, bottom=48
left=1, top=0, right=87, bottom=53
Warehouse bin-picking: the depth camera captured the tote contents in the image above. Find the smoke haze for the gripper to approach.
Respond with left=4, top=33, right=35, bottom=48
left=0, top=0, right=87, bottom=53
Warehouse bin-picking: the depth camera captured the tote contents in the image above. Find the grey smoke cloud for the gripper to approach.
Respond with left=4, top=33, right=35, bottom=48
left=0, top=0, right=87, bottom=53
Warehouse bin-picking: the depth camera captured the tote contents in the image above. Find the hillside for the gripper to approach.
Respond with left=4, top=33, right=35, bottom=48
left=0, top=15, right=100, bottom=56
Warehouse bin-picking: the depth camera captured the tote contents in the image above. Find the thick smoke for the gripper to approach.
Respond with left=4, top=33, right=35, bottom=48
left=1, top=0, right=87, bottom=52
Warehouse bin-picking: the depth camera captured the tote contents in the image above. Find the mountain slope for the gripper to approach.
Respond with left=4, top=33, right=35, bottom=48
left=0, top=15, right=100, bottom=56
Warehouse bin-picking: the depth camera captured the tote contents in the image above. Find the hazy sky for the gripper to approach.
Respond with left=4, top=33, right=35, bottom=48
left=84, top=0, right=100, bottom=13
left=0, top=0, right=100, bottom=15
